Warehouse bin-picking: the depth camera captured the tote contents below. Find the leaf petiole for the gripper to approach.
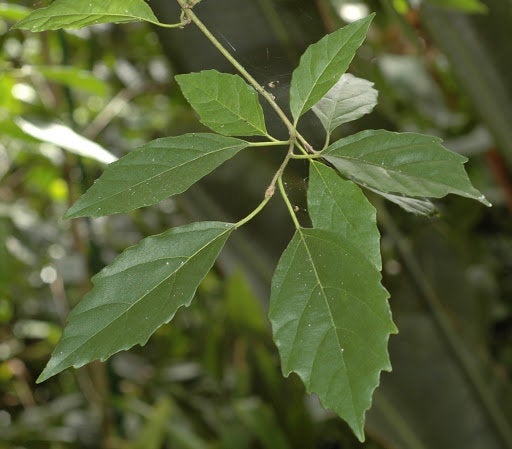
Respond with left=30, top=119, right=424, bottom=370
left=278, top=176, right=300, bottom=229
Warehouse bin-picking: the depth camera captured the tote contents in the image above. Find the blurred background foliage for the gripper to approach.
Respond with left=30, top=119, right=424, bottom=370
left=1, top=0, right=511, bottom=448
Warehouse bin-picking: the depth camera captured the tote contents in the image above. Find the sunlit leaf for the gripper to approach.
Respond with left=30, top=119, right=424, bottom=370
left=0, top=3, right=30, bottom=21
left=15, top=118, right=116, bottom=165
left=289, top=14, right=374, bottom=121
left=34, top=66, right=109, bottom=95
left=308, top=161, right=381, bottom=269
left=312, top=73, right=377, bottom=134
left=175, top=70, right=268, bottom=137
left=426, top=0, right=487, bottom=13
left=37, top=221, right=234, bottom=382
left=13, top=0, right=160, bottom=32
left=65, top=133, right=247, bottom=218
left=269, top=228, right=396, bottom=441
left=323, top=129, right=490, bottom=206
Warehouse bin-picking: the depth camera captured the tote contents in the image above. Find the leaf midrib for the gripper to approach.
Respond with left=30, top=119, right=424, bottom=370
left=295, top=26, right=360, bottom=118
left=69, top=142, right=244, bottom=215
left=55, top=226, right=233, bottom=369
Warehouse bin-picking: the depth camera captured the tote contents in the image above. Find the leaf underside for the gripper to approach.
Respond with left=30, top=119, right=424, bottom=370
left=175, top=70, right=268, bottom=137
left=37, top=221, right=234, bottom=383
left=308, top=161, right=381, bottom=270
left=269, top=228, right=396, bottom=441
left=289, top=14, right=374, bottom=121
left=13, top=0, right=159, bottom=31
left=65, top=133, right=247, bottom=218
left=323, top=129, right=490, bottom=205
left=312, top=73, right=378, bottom=134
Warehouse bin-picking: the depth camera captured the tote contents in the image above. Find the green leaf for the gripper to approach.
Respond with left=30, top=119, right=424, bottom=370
left=16, top=118, right=117, bottom=165
left=37, top=221, right=234, bottom=383
left=12, top=0, right=160, bottom=32
left=366, top=186, right=438, bottom=216
left=175, top=70, right=268, bottom=137
left=312, top=73, right=377, bottom=134
left=425, top=0, right=487, bottom=13
left=0, top=3, right=30, bottom=21
left=65, top=133, right=247, bottom=218
left=289, top=14, right=374, bottom=121
left=308, top=161, right=381, bottom=269
left=269, top=228, right=396, bottom=441
left=323, top=129, right=490, bottom=206
left=36, top=66, right=109, bottom=95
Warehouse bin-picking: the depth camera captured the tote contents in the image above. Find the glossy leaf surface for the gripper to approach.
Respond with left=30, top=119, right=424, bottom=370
left=65, top=134, right=247, bottom=218
left=289, top=14, right=374, bottom=121
left=312, top=73, right=377, bottom=133
left=176, top=70, right=268, bottom=137
left=37, top=221, right=234, bottom=382
left=323, top=130, right=490, bottom=205
left=308, top=162, right=381, bottom=269
left=13, top=0, right=160, bottom=31
left=269, top=228, right=396, bottom=441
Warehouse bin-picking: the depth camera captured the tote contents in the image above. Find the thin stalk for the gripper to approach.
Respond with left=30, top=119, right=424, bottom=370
left=265, top=139, right=295, bottom=198
left=278, top=176, right=300, bottom=228
left=248, top=140, right=290, bottom=147
left=175, top=0, right=314, bottom=152
left=234, top=195, right=272, bottom=228
left=290, top=152, right=321, bottom=159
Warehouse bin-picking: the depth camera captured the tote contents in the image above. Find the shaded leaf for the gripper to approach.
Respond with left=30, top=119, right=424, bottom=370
left=15, top=118, right=116, bottom=164
left=366, top=186, right=438, bottom=216
left=308, top=161, right=381, bottom=269
left=312, top=73, right=377, bottom=134
left=37, top=221, right=234, bottom=382
left=65, top=133, right=247, bottom=218
left=13, top=0, right=160, bottom=32
left=323, top=129, right=490, bottom=206
left=175, top=70, right=268, bottom=137
left=289, top=14, right=374, bottom=121
left=269, top=228, right=396, bottom=441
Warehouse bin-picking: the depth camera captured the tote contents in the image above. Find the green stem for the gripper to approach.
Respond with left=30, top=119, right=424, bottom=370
left=265, top=139, right=295, bottom=198
left=290, top=152, right=320, bottom=159
left=248, top=140, right=290, bottom=147
left=278, top=176, right=300, bottom=229
left=175, top=0, right=314, bottom=152
left=234, top=195, right=272, bottom=228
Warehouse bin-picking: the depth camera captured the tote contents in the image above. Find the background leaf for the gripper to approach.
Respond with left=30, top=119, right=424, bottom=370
left=13, top=0, right=160, bottom=32
left=425, top=0, right=487, bottom=13
left=289, top=14, right=374, bottom=121
left=175, top=70, right=268, bottom=137
left=308, top=161, right=381, bottom=269
left=66, top=133, right=247, bottom=218
left=15, top=118, right=116, bottom=164
left=269, top=228, right=396, bottom=441
left=312, top=73, right=377, bottom=134
left=37, top=221, right=234, bottom=382
left=323, top=129, right=490, bottom=205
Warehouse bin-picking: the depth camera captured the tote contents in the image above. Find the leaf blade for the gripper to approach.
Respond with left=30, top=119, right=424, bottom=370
left=65, top=133, right=247, bottom=218
left=312, top=73, right=378, bottom=133
left=175, top=70, right=268, bottom=137
left=289, top=14, right=374, bottom=121
left=13, top=0, right=160, bottom=32
left=269, top=228, right=396, bottom=441
left=37, top=221, right=234, bottom=383
left=308, top=161, right=381, bottom=269
left=323, top=129, right=490, bottom=205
